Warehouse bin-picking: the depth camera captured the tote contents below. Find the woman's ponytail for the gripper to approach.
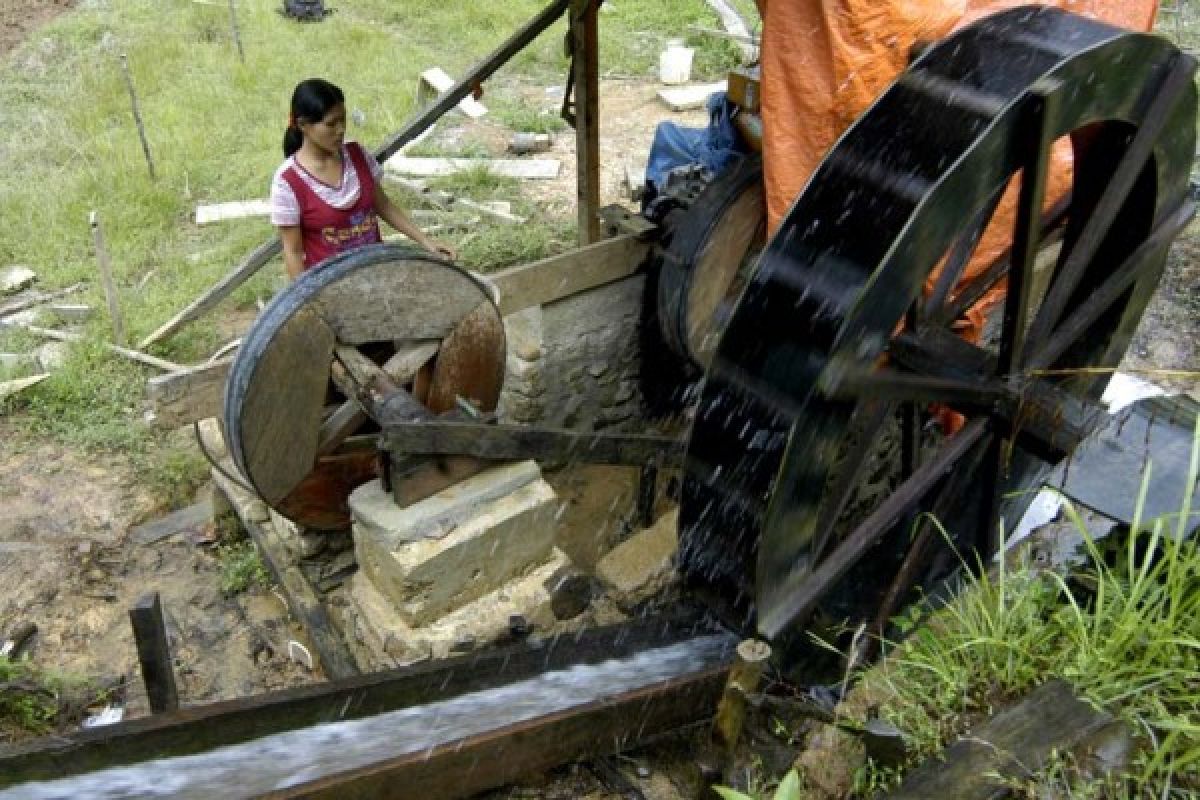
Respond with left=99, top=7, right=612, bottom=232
left=282, top=78, right=345, bottom=158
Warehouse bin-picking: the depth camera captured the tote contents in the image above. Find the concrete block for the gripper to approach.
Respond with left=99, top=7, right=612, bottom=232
left=354, top=464, right=558, bottom=625
left=270, top=508, right=326, bottom=559
left=350, top=460, right=543, bottom=545
left=595, top=508, right=678, bottom=611
left=346, top=548, right=570, bottom=667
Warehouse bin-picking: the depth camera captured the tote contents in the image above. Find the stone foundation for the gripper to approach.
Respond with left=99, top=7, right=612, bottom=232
left=499, top=275, right=644, bottom=430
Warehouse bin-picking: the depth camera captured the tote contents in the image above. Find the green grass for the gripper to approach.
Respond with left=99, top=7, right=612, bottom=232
left=217, top=539, right=271, bottom=595
left=848, top=427, right=1200, bottom=797
left=0, top=0, right=732, bottom=454
left=0, top=656, right=105, bottom=740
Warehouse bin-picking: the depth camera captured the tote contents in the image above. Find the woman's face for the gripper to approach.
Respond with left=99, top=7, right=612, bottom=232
left=300, top=102, right=347, bottom=153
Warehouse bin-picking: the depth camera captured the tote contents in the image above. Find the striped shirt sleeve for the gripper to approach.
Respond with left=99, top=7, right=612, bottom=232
left=269, top=164, right=301, bottom=226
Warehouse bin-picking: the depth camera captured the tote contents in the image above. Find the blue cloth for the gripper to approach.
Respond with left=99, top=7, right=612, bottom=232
left=645, top=91, right=746, bottom=192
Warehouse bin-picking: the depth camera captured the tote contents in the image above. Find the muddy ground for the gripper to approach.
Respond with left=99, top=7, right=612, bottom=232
left=1, top=1, right=1198, bottom=797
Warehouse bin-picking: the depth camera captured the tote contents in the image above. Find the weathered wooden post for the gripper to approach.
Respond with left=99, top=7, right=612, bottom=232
left=119, top=53, right=156, bottom=180
left=129, top=592, right=179, bottom=713
left=89, top=211, right=126, bottom=346
left=228, top=0, right=245, bottom=63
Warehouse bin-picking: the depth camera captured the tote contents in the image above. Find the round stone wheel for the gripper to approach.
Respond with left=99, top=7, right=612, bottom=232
left=223, top=244, right=505, bottom=530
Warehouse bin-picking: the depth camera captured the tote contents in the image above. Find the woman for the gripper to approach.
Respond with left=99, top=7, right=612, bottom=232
left=269, top=78, right=455, bottom=278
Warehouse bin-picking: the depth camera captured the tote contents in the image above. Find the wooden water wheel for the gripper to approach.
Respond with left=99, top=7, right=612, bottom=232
left=223, top=245, right=505, bottom=530
left=677, top=6, right=1198, bottom=645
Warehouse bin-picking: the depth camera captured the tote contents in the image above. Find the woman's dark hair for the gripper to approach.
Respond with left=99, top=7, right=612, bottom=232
left=283, top=78, right=345, bottom=157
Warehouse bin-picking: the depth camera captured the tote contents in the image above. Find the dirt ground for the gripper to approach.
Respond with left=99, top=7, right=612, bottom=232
left=0, top=0, right=71, bottom=57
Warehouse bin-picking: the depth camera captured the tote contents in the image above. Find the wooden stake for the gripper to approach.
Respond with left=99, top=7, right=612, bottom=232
left=227, top=0, right=245, bottom=63
left=17, top=323, right=183, bottom=372
left=119, top=53, right=156, bottom=180
left=129, top=592, right=179, bottom=713
left=89, top=211, right=126, bottom=346
left=712, top=639, right=771, bottom=756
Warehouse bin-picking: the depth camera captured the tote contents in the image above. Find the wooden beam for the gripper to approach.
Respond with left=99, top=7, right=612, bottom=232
left=571, top=0, right=600, bottom=244
left=15, top=323, right=183, bottom=372
left=145, top=355, right=233, bottom=429
left=490, top=233, right=651, bottom=316
left=0, top=619, right=713, bottom=788
left=384, top=420, right=684, bottom=466
left=138, top=0, right=570, bottom=350
left=209, top=462, right=359, bottom=681
left=128, top=592, right=179, bottom=713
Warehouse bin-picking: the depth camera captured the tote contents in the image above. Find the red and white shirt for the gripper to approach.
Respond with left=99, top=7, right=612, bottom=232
left=269, top=141, right=384, bottom=270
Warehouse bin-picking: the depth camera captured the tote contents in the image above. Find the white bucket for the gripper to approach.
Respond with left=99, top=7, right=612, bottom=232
left=659, top=39, right=695, bottom=85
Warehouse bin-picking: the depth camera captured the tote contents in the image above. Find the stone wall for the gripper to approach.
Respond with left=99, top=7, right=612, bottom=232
left=498, top=275, right=644, bottom=430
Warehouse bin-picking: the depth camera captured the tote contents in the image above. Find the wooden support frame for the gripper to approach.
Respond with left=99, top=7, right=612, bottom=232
left=128, top=592, right=179, bottom=714
left=570, top=0, right=601, bottom=245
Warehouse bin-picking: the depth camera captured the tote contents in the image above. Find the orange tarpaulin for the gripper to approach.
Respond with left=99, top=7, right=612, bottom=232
left=759, top=0, right=1159, bottom=336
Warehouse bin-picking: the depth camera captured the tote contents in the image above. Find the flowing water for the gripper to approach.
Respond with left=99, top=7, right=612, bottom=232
left=1, top=633, right=735, bottom=799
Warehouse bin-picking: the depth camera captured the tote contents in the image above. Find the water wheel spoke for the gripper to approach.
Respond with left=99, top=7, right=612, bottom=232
left=809, top=400, right=895, bottom=562
left=757, top=418, right=991, bottom=639
left=821, top=367, right=1013, bottom=408
left=1027, top=198, right=1197, bottom=372
left=1024, top=53, right=1195, bottom=352
left=925, top=185, right=1006, bottom=319
left=999, top=81, right=1060, bottom=376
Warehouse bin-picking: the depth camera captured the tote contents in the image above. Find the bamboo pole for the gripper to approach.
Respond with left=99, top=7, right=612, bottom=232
left=89, top=211, right=126, bottom=346
left=119, top=53, right=157, bottom=180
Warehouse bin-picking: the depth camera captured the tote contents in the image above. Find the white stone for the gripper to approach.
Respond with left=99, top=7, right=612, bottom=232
left=596, top=508, right=678, bottom=611
left=347, top=548, right=570, bottom=666
left=35, top=341, right=70, bottom=371
left=0, top=266, right=36, bottom=295
left=353, top=464, right=558, bottom=625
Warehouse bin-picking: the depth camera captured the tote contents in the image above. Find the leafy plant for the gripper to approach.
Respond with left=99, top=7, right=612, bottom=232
left=217, top=540, right=270, bottom=595
left=715, top=769, right=801, bottom=800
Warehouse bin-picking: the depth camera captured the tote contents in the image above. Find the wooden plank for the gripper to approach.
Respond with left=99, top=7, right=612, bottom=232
left=129, top=499, right=213, bottom=545
left=0, top=619, right=711, bottom=789
left=144, top=355, right=233, bottom=428
left=128, top=592, right=179, bottom=713
left=417, top=67, right=489, bottom=118
left=388, top=177, right=527, bottom=224
left=139, top=0, right=570, bottom=350
left=889, top=680, right=1125, bottom=799
left=0, top=374, right=48, bottom=400
left=90, top=211, right=126, bottom=346
left=0, top=283, right=84, bottom=320
left=384, top=421, right=685, bottom=466
left=14, top=324, right=183, bottom=372
left=490, top=233, right=650, bottom=316
left=194, top=199, right=273, bottom=225
left=385, top=156, right=561, bottom=180
left=572, top=0, right=601, bottom=244
left=312, top=259, right=488, bottom=345
left=657, top=81, right=727, bottom=112
left=315, top=403, right=368, bottom=457
left=210, top=462, right=359, bottom=680
left=238, top=307, right=335, bottom=505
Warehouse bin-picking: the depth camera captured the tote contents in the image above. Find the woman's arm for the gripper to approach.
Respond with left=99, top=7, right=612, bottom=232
left=279, top=225, right=306, bottom=280
left=374, top=184, right=457, bottom=260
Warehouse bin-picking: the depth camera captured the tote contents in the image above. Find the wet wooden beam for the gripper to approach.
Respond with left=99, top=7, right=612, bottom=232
left=0, top=619, right=714, bottom=789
